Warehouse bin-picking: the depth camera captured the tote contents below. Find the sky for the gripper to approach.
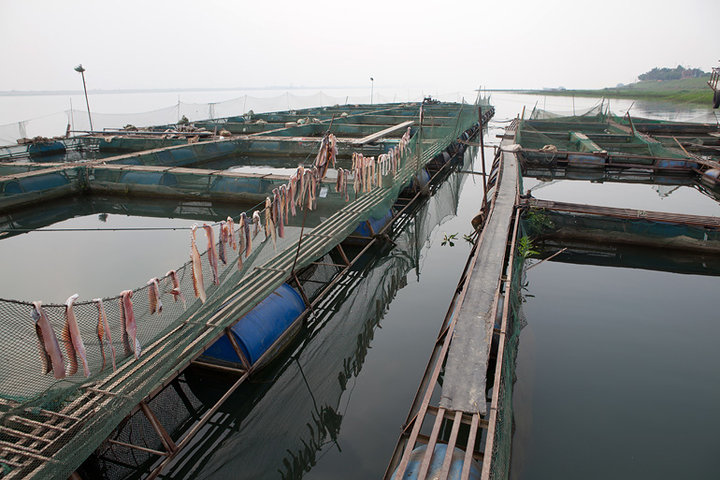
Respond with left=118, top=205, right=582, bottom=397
left=0, top=0, right=718, bottom=92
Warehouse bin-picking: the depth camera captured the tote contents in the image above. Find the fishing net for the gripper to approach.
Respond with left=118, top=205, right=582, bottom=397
left=488, top=223, right=527, bottom=480
left=0, top=101, right=485, bottom=478
left=517, top=109, right=693, bottom=161
left=1, top=91, right=421, bottom=148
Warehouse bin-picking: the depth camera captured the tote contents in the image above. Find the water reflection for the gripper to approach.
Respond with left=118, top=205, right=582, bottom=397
left=511, top=258, right=720, bottom=480
left=523, top=177, right=720, bottom=216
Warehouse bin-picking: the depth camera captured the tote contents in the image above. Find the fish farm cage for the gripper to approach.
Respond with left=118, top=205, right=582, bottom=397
left=0, top=99, right=495, bottom=479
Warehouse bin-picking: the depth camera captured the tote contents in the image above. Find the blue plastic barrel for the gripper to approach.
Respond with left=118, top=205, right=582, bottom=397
left=28, top=141, right=66, bottom=157
left=354, top=209, right=393, bottom=237
left=202, top=283, right=305, bottom=365
left=391, top=444, right=481, bottom=480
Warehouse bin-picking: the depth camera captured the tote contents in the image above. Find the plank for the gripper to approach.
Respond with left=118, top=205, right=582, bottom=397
left=524, top=198, right=720, bottom=228
left=352, top=120, right=414, bottom=145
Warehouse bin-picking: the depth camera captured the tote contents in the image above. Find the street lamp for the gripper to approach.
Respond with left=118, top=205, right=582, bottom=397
left=74, top=64, right=94, bottom=131
left=370, top=77, right=374, bottom=105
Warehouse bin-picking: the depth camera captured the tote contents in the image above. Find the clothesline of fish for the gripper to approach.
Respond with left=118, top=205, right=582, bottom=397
left=31, top=129, right=413, bottom=381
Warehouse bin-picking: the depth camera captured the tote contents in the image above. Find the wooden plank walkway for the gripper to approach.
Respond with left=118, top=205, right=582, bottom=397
left=385, top=115, right=517, bottom=480
left=440, top=125, right=519, bottom=415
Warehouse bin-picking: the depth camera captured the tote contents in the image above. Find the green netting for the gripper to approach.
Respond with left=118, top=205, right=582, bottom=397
left=488, top=223, right=528, bottom=480
left=0, top=101, right=483, bottom=478
left=538, top=209, right=720, bottom=250
left=518, top=109, right=694, bottom=161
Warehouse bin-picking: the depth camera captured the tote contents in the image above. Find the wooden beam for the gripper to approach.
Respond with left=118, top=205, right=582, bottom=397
left=523, top=198, right=720, bottom=228
left=352, top=120, right=414, bottom=145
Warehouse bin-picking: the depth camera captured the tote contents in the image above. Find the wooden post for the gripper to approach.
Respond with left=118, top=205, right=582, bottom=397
left=478, top=106, right=488, bottom=211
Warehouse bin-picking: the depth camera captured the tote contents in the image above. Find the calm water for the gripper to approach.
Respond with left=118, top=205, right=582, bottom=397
left=1, top=92, right=719, bottom=478
left=511, top=260, right=720, bottom=479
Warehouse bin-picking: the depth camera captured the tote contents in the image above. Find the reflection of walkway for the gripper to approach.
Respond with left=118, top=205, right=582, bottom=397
left=652, top=184, right=679, bottom=198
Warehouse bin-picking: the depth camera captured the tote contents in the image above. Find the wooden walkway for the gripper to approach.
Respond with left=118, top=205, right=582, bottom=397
left=385, top=117, right=520, bottom=480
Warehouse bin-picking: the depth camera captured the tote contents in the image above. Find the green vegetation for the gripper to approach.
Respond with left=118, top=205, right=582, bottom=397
left=638, top=65, right=706, bottom=81
left=525, top=76, right=713, bottom=105
left=441, top=232, right=458, bottom=247
left=518, top=236, right=539, bottom=258
left=524, top=208, right=553, bottom=237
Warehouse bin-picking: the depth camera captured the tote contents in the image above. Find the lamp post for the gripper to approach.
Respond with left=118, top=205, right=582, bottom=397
left=370, top=77, right=374, bottom=105
left=74, top=64, right=94, bottom=132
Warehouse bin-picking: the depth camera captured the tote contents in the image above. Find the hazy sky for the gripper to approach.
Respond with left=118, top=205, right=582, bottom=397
left=1, top=0, right=718, bottom=92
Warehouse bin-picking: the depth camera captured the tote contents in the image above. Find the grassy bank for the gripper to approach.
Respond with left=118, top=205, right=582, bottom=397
left=524, top=77, right=713, bottom=105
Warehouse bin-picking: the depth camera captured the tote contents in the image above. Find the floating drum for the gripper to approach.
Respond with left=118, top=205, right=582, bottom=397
left=701, top=168, right=720, bottom=187
left=201, top=283, right=305, bottom=367
left=28, top=141, right=66, bottom=157
left=353, top=209, right=394, bottom=238
left=391, top=444, right=481, bottom=480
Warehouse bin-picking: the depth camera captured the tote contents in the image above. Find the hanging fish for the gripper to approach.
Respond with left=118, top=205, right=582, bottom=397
left=271, top=189, right=279, bottom=225
left=353, top=166, right=360, bottom=197
left=252, top=211, right=261, bottom=238
left=147, top=277, right=163, bottom=315
left=218, top=221, right=228, bottom=265
left=377, top=157, right=382, bottom=186
left=120, top=290, right=141, bottom=359
left=264, top=197, right=276, bottom=250
left=94, top=298, right=116, bottom=372
left=202, top=224, right=220, bottom=286
left=296, top=165, right=305, bottom=208
left=227, top=216, right=237, bottom=251
left=62, top=294, right=90, bottom=378
left=237, top=214, right=246, bottom=270
left=276, top=190, right=285, bottom=238
left=280, top=184, right=289, bottom=224
left=310, top=169, right=318, bottom=210
left=289, top=175, right=297, bottom=217
left=32, top=301, right=66, bottom=379
left=190, top=225, right=207, bottom=303
left=329, top=134, right=337, bottom=169
left=240, top=212, right=251, bottom=259
left=299, top=167, right=309, bottom=207
left=343, top=170, right=349, bottom=201
left=166, top=270, right=186, bottom=310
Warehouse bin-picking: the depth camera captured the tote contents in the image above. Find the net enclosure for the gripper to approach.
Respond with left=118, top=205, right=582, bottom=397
left=0, top=100, right=492, bottom=478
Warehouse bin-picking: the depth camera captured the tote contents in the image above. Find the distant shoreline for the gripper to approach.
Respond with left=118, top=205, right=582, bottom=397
left=512, top=77, right=713, bottom=106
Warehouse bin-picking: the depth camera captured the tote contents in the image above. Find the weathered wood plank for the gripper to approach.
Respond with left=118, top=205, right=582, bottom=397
left=352, top=120, right=414, bottom=145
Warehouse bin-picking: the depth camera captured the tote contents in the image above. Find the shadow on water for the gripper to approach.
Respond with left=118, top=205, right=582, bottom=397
left=77, top=147, right=472, bottom=480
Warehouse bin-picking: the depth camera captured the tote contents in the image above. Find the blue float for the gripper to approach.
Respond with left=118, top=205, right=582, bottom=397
left=201, top=283, right=305, bottom=366
left=354, top=209, right=394, bottom=237
left=391, top=444, right=481, bottom=480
